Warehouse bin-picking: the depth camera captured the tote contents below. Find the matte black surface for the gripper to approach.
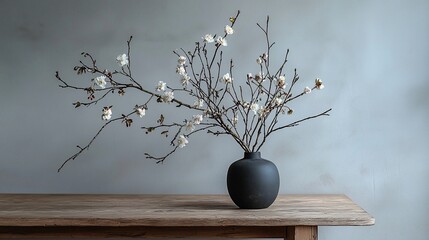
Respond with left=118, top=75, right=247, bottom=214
left=227, top=152, right=280, bottom=209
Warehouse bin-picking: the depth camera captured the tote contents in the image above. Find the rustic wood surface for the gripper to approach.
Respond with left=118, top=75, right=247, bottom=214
left=287, top=226, right=318, bottom=240
left=0, top=194, right=374, bottom=227
left=0, top=226, right=287, bottom=238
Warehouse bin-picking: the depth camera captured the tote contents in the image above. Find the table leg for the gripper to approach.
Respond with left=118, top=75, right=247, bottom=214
left=286, top=226, right=318, bottom=240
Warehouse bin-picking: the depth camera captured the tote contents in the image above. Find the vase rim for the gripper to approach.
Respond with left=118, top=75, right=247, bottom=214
left=244, top=152, right=261, bottom=158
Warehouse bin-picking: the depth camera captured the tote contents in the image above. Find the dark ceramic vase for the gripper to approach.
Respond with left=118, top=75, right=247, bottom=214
left=227, top=152, right=280, bottom=209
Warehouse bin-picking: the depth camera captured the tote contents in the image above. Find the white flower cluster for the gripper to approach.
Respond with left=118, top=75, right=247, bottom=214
left=274, top=97, right=284, bottom=105
left=178, top=56, right=186, bottom=65
left=116, top=53, right=129, bottom=67
left=222, top=73, right=233, bottom=84
left=154, top=80, right=174, bottom=103
left=315, top=78, right=324, bottom=90
left=135, top=106, right=146, bottom=118
left=185, top=114, right=204, bottom=132
left=277, top=76, right=287, bottom=89
left=256, top=53, right=268, bottom=65
left=232, top=113, right=239, bottom=126
left=102, top=106, right=112, bottom=121
left=202, top=25, right=233, bottom=47
left=254, top=72, right=264, bottom=82
left=241, top=101, right=276, bottom=119
left=216, top=37, right=227, bottom=46
left=94, top=76, right=107, bottom=89
left=156, top=81, right=166, bottom=92
left=181, top=74, right=190, bottom=86
left=304, top=78, right=325, bottom=94
left=225, top=25, right=234, bottom=35
left=249, top=103, right=266, bottom=118
left=250, top=103, right=259, bottom=115
left=93, top=53, right=131, bottom=91
left=161, top=91, right=174, bottom=103
left=193, top=114, right=203, bottom=124
left=157, top=55, right=191, bottom=103
left=203, top=34, right=214, bottom=43
left=178, top=135, right=188, bottom=148
left=244, top=73, right=323, bottom=118
left=193, top=99, right=204, bottom=108
left=176, top=65, right=186, bottom=75
left=176, top=56, right=191, bottom=87
left=257, top=106, right=267, bottom=118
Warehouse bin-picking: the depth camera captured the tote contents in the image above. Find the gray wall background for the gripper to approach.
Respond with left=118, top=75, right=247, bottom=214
left=1, top=0, right=428, bottom=239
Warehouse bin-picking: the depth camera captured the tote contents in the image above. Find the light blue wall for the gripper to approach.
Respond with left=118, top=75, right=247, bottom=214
left=1, top=0, right=428, bottom=239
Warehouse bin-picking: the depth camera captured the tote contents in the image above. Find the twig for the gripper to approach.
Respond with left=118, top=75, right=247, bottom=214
left=57, top=111, right=134, bottom=172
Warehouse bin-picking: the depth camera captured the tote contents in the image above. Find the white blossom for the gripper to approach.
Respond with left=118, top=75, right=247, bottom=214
left=257, top=106, right=267, bottom=118
left=275, top=97, right=284, bottom=105
left=255, top=72, right=264, bottom=82
left=176, top=65, right=186, bottom=76
left=225, top=25, right=234, bottom=35
left=94, top=76, right=107, bottom=89
left=216, top=36, right=227, bottom=46
left=161, top=91, right=174, bottom=103
left=181, top=74, right=190, bottom=86
left=256, top=57, right=263, bottom=65
left=232, top=114, right=238, bottom=126
left=102, top=107, right=112, bottom=121
left=193, top=99, right=204, bottom=108
left=135, top=107, right=146, bottom=118
left=185, top=121, right=195, bottom=132
left=222, top=73, right=233, bottom=84
left=178, top=56, right=186, bottom=65
left=250, top=103, right=259, bottom=115
left=203, top=34, right=214, bottom=43
left=156, top=81, right=167, bottom=91
left=247, top=73, right=253, bottom=80
left=116, top=53, right=129, bottom=67
left=315, top=78, right=324, bottom=90
left=304, top=87, right=312, bottom=94
left=177, top=135, right=188, bottom=148
left=262, top=52, right=268, bottom=61
left=241, top=101, right=250, bottom=109
left=192, top=114, right=203, bottom=125
left=277, top=75, right=286, bottom=89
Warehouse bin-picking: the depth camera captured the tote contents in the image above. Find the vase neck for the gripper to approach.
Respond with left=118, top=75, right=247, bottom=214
left=244, top=152, right=261, bottom=159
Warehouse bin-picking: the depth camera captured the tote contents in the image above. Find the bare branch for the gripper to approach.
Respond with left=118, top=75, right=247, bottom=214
left=271, top=108, right=331, bottom=133
left=57, top=111, right=134, bottom=172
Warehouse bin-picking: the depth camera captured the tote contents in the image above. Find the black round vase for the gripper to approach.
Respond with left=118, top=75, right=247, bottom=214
left=227, top=152, right=280, bottom=209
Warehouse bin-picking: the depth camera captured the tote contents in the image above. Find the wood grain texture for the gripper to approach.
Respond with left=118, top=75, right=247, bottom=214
left=286, top=226, right=318, bottom=240
left=0, top=194, right=374, bottom=227
left=0, top=226, right=286, bottom=238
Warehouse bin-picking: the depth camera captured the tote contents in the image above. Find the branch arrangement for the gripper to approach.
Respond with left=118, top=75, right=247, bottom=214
left=56, top=11, right=331, bottom=172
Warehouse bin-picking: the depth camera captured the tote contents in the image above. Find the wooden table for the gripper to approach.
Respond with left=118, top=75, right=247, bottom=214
left=0, top=194, right=374, bottom=239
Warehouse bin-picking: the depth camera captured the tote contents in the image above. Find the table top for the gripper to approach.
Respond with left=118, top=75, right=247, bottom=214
left=0, top=194, right=374, bottom=227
